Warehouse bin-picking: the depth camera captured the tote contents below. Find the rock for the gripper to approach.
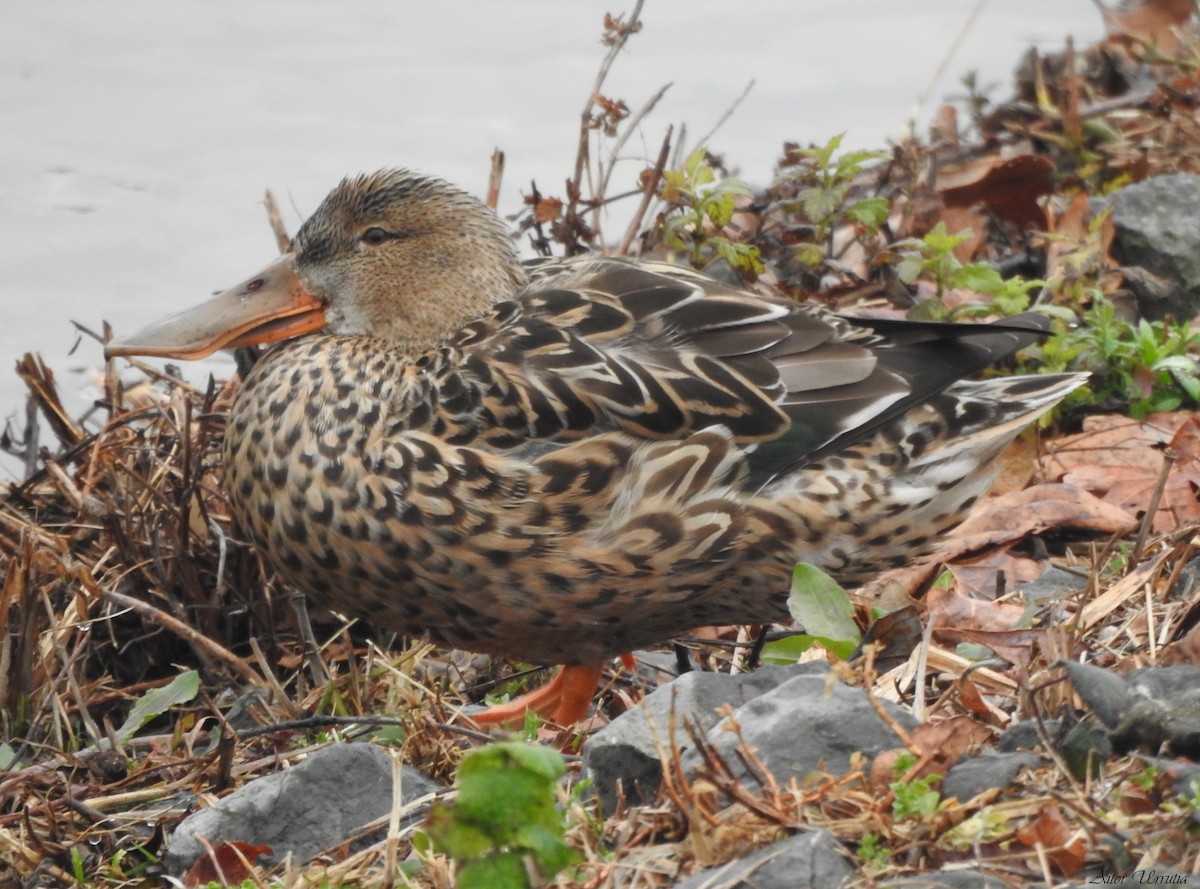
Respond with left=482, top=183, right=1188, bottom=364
left=1015, top=566, right=1088, bottom=602
left=680, top=669, right=919, bottom=790
left=1064, top=661, right=1200, bottom=758
left=583, top=662, right=920, bottom=815
left=584, top=663, right=817, bottom=814
left=996, top=718, right=1066, bottom=752
left=672, top=830, right=852, bottom=889
left=1108, top=173, right=1200, bottom=319
left=941, top=752, right=1041, bottom=803
left=164, top=742, right=442, bottom=873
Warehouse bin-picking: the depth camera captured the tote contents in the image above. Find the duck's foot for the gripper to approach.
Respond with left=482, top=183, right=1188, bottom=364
left=467, top=662, right=613, bottom=729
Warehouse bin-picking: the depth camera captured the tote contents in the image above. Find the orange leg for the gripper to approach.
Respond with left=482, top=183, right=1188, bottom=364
left=467, top=662, right=609, bottom=729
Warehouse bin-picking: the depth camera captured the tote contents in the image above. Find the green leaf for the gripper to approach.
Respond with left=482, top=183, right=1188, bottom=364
left=759, top=634, right=817, bottom=665
left=802, top=186, right=842, bottom=222
left=895, top=255, right=924, bottom=285
left=703, top=194, right=735, bottom=228
left=114, top=669, right=200, bottom=741
left=846, top=197, right=889, bottom=230
left=786, top=564, right=860, bottom=659
left=794, top=243, right=826, bottom=268
left=423, top=807, right=495, bottom=859
left=515, top=823, right=576, bottom=874
left=953, top=263, right=1005, bottom=294
left=458, top=853, right=529, bottom=889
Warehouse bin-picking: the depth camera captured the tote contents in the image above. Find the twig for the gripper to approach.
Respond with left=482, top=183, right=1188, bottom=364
left=486, top=149, right=505, bottom=210
left=618, top=125, right=673, bottom=256
left=86, top=573, right=264, bottom=685
left=568, top=0, right=646, bottom=221
left=263, top=189, right=291, bottom=253
left=1131, top=447, right=1174, bottom=564
left=597, top=81, right=673, bottom=214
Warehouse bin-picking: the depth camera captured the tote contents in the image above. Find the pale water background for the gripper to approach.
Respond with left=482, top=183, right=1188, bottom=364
left=1, top=1, right=1104, bottom=478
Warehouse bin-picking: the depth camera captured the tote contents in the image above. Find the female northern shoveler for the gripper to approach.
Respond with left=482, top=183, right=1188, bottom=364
left=106, top=169, right=1086, bottom=726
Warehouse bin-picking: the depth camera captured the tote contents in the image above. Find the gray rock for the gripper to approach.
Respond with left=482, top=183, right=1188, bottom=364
left=164, top=742, right=442, bottom=873
left=672, top=830, right=852, bottom=889
left=681, top=670, right=919, bottom=790
left=1109, top=173, right=1200, bottom=319
left=941, top=752, right=1041, bottom=803
left=584, top=663, right=821, bottom=814
left=1063, top=661, right=1200, bottom=757
left=996, top=718, right=1065, bottom=752
left=584, top=662, right=920, bottom=815
left=1015, top=566, right=1088, bottom=602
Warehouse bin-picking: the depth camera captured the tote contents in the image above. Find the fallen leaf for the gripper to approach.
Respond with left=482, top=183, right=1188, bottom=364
left=938, top=154, right=1056, bottom=230
left=947, top=549, right=1044, bottom=599
left=1102, top=0, right=1196, bottom=54
left=926, top=586, right=1026, bottom=634
left=183, top=841, right=272, bottom=888
left=946, top=483, right=1139, bottom=551
left=1015, top=803, right=1085, bottom=876
left=935, top=626, right=1045, bottom=669
left=1041, top=412, right=1200, bottom=532
left=869, top=715, right=992, bottom=786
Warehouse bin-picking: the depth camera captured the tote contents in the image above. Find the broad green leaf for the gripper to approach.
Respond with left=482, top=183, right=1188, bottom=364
left=114, top=669, right=200, bottom=741
left=786, top=564, right=860, bottom=659
left=759, top=634, right=817, bottom=665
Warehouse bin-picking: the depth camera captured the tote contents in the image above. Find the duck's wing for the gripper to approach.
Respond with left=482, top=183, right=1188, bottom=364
left=448, top=257, right=1047, bottom=473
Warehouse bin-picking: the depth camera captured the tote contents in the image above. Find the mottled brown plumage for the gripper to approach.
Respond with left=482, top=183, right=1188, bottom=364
left=107, top=168, right=1086, bottom=723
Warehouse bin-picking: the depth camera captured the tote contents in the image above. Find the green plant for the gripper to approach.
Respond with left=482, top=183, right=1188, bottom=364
left=856, top=833, right=891, bottom=869
left=776, top=134, right=889, bottom=267
left=1027, top=293, right=1200, bottom=417
left=890, top=753, right=942, bottom=820
left=760, top=563, right=860, bottom=664
left=892, top=222, right=1042, bottom=317
left=659, top=148, right=763, bottom=274
left=418, top=741, right=578, bottom=889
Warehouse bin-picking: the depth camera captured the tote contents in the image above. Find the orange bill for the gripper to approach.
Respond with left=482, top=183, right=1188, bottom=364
left=104, top=254, right=328, bottom=360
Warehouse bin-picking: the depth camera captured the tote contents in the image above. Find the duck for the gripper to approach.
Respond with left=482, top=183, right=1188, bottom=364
left=105, top=168, right=1087, bottom=727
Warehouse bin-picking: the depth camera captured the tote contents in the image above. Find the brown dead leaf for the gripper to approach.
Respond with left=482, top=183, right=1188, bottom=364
left=183, top=841, right=272, bottom=888
left=985, top=436, right=1044, bottom=498
left=936, top=626, right=1045, bottom=670
left=1015, top=803, right=1086, bottom=876
left=1160, top=620, right=1200, bottom=666
left=532, top=195, right=563, bottom=223
left=869, top=715, right=992, bottom=786
left=955, top=676, right=996, bottom=720
left=948, top=548, right=1045, bottom=599
left=927, top=586, right=1026, bottom=634
left=946, top=483, right=1139, bottom=552
left=1102, top=0, right=1197, bottom=55
left=1041, top=412, right=1200, bottom=533
left=938, top=154, right=1056, bottom=230
left=913, top=715, right=993, bottom=766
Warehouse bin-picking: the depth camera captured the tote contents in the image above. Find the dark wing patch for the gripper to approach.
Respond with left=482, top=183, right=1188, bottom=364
left=437, top=257, right=1051, bottom=483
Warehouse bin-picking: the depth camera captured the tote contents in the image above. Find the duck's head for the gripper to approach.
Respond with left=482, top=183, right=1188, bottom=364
left=105, top=169, right=526, bottom=360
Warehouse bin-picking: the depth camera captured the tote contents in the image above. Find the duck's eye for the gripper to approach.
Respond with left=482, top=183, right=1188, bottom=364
left=361, top=227, right=390, bottom=246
